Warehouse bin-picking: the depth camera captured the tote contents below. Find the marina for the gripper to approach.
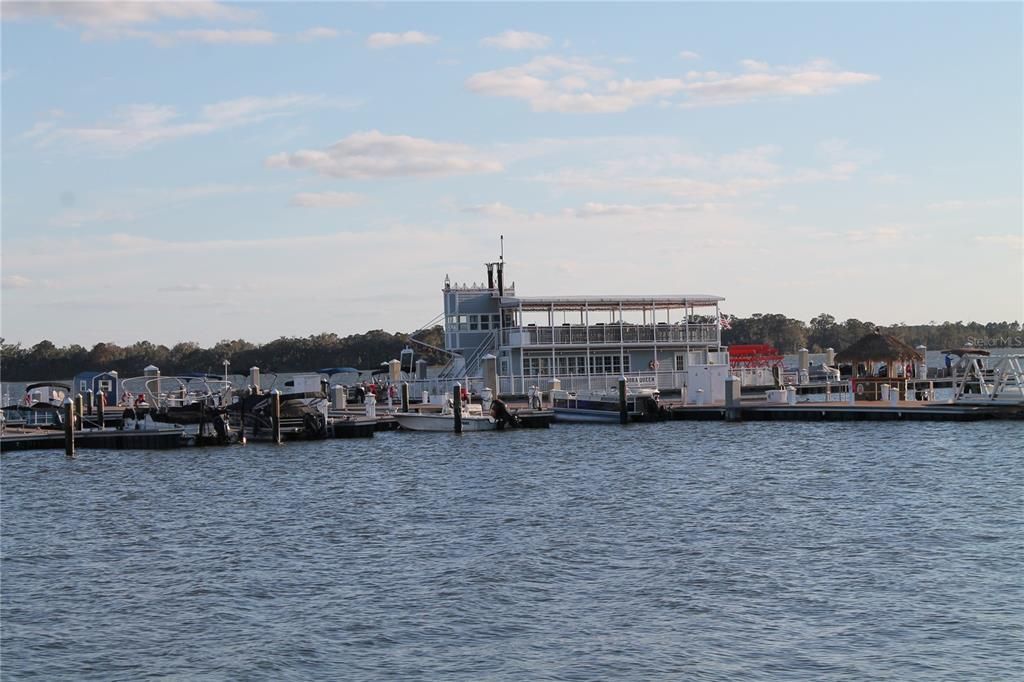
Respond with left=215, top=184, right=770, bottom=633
left=3, top=258, right=1022, bottom=455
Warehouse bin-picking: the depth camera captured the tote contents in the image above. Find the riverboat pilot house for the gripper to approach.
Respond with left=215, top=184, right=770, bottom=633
left=441, top=260, right=729, bottom=394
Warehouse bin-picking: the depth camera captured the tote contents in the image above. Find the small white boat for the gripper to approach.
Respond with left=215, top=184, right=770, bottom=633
left=393, top=399, right=505, bottom=432
left=550, top=387, right=664, bottom=423
left=393, top=408, right=498, bottom=432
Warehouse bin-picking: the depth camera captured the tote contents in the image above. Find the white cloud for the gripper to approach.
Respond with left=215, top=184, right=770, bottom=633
left=266, top=130, right=503, bottom=179
left=155, top=28, right=277, bottom=45
left=528, top=140, right=868, bottom=201
left=845, top=225, right=906, bottom=244
left=2, top=275, right=33, bottom=290
left=366, top=31, right=438, bottom=48
left=289, top=191, right=365, bottom=208
left=26, top=94, right=343, bottom=153
left=297, top=27, right=340, bottom=42
left=75, top=26, right=349, bottom=46
left=459, top=202, right=521, bottom=218
left=974, top=234, right=1024, bottom=250
left=467, top=55, right=876, bottom=113
left=680, top=59, right=880, bottom=107
left=49, top=208, right=137, bottom=229
left=480, top=30, right=551, bottom=50
left=570, top=202, right=709, bottom=218
left=678, top=50, right=701, bottom=60
left=927, top=198, right=1016, bottom=212
left=2, top=1, right=254, bottom=27
left=466, top=56, right=668, bottom=113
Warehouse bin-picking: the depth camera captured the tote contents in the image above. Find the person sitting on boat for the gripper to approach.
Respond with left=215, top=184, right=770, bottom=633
left=134, top=393, right=146, bottom=407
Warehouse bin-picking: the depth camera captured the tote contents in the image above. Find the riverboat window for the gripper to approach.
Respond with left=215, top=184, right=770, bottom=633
left=470, top=315, right=479, bottom=331
left=556, top=356, right=588, bottom=375
left=524, top=357, right=551, bottom=376
left=589, top=355, right=629, bottom=374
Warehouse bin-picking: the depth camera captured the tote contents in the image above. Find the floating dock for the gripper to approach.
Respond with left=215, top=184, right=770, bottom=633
left=666, top=399, right=1023, bottom=422
left=1, top=426, right=188, bottom=452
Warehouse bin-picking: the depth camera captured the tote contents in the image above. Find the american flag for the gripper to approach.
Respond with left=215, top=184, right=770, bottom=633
left=719, top=313, right=732, bottom=330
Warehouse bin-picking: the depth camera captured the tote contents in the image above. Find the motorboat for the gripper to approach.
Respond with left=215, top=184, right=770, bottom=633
left=2, top=382, right=73, bottom=428
left=550, top=386, right=665, bottom=423
left=394, top=395, right=519, bottom=432
left=393, top=409, right=498, bottom=432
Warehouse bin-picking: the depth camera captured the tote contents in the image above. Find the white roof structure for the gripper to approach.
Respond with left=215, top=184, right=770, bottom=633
left=500, top=294, right=724, bottom=311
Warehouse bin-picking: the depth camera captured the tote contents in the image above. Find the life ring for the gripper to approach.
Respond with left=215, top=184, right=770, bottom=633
left=649, top=360, right=660, bottom=370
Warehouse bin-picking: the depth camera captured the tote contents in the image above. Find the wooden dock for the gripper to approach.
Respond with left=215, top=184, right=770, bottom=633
left=666, top=400, right=1024, bottom=422
left=1, top=426, right=188, bottom=452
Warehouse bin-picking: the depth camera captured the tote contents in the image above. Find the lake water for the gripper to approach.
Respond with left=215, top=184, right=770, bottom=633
left=2, top=422, right=1021, bottom=680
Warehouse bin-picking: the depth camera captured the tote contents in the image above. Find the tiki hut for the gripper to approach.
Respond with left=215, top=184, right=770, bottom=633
left=835, top=330, right=923, bottom=370
left=835, top=330, right=924, bottom=399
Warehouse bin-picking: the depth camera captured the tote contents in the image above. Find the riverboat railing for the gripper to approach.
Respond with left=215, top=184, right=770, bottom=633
left=499, top=323, right=718, bottom=348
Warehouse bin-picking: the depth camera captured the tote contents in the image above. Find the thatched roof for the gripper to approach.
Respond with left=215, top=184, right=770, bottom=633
left=835, top=331, right=923, bottom=364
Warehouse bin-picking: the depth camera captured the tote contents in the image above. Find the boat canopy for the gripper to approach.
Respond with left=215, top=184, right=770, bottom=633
left=25, top=382, right=72, bottom=392
left=317, top=367, right=360, bottom=374
left=501, top=294, right=724, bottom=311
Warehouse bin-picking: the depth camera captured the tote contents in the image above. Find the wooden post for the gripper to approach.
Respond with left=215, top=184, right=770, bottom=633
left=401, top=382, right=410, bottom=413
left=725, top=374, right=741, bottom=422
left=75, top=394, right=84, bottom=430
left=85, top=390, right=94, bottom=416
left=239, top=396, right=247, bottom=445
left=271, top=389, right=282, bottom=444
left=453, top=383, right=463, bottom=434
left=63, top=398, right=75, bottom=458
left=618, top=376, right=628, bottom=424
left=97, top=391, right=106, bottom=428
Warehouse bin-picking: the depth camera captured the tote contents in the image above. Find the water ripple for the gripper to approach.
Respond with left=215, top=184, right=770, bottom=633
left=2, top=421, right=1022, bottom=679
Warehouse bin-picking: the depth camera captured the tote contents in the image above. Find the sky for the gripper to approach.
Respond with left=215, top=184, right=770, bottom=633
left=2, top=1, right=1022, bottom=348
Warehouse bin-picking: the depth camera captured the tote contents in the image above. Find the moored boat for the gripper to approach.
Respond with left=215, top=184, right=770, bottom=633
left=550, top=386, right=665, bottom=423
left=393, top=410, right=498, bottom=432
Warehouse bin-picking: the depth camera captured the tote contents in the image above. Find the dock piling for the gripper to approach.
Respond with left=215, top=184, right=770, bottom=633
left=271, top=389, right=282, bottom=444
left=618, top=376, right=628, bottom=424
left=453, top=383, right=463, bottom=434
left=725, top=375, right=742, bottom=422
left=86, top=390, right=94, bottom=416
left=75, top=394, right=84, bottom=429
left=401, top=382, right=410, bottom=412
left=63, top=397, right=75, bottom=458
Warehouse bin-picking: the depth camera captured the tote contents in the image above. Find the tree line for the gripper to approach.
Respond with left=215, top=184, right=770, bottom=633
left=1, top=327, right=448, bottom=382
left=2, top=316, right=1021, bottom=381
left=722, top=314, right=1021, bottom=355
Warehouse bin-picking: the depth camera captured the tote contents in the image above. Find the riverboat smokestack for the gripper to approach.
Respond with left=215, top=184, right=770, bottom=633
left=486, top=263, right=495, bottom=290
left=497, top=261, right=504, bottom=296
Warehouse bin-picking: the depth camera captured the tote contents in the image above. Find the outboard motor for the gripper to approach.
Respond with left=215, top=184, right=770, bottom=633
left=489, top=397, right=520, bottom=429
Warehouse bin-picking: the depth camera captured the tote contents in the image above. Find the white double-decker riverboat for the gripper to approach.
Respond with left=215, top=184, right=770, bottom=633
left=419, top=254, right=731, bottom=401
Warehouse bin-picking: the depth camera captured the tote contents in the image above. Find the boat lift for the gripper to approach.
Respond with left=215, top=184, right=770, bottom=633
left=953, top=354, right=1024, bottom=404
